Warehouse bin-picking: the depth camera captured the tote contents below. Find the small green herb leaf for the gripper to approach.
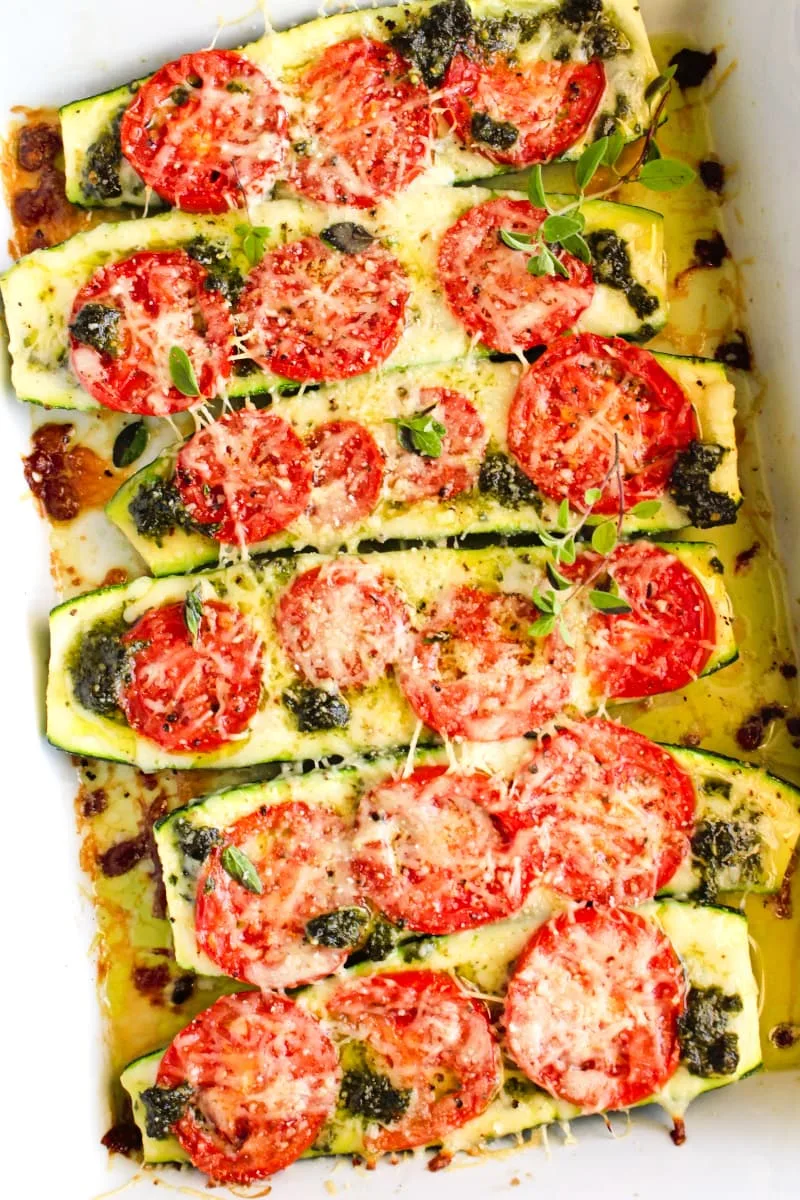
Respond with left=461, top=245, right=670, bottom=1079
left=556, top=498, right=570, bottom=531
left=559, top=232, right=592, bottom=264
left=393, top=412, right=447, bottom=458
left=604, top=129, right=625, bottom=166
left=542, top=213, right=584, bottom=243
left=527, top=164, right=549, bottom=211
left=113, top=420, right=148, bottom=469
left=645, top=139, right=663, bottom=163
left=584, top=487, right=602, bottom=506
left=236, top=224, right=271, bottom=267
left=531, top=586, right=555, bottom=614
left=559, top=616, right=576, bottom=647
left=576, top=137, right=608, bottom=191
left=557, top=534, right=577, bottom=565
left=500, top=229, right=535, bottom=252
left=169, top=346, right=200, bottom=398
left=644, top=64, right=677, bottom=102
left=591, top=520, right=618, bottom=556
left=630, top=499, right=662, bottom=518
left=639, top=157, right=696, bottom=192
left=589, top=589, right=632, bottom=614
left=221, top=844, right=263, bottom=894
left=527, top=246, right=569, bottom=280
left=546, top=560, right=571, bottom=591
left=183, top=585, right=203, bottom=644
left=529, top=614, right=556, bottom=638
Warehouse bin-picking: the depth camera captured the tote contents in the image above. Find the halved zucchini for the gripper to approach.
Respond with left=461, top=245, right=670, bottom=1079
left=60, top=0, right=658, bottom=208
left=46, top=541, right=736, bottom=772
left=105, top=352, right=739, bottom=576
left=154, top=742, right=799, bottom=981
left=0, top=185, right=667, bottom=412
left=120, top=899, right=761, bottom=1167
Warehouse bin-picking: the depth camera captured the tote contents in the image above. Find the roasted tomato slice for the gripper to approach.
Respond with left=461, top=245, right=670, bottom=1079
left=498, top=718, right=696, bottom=903
left=328, top=970, right=502, bottom=1151
left=384, top=387, right=488, bottom=503
left=306, top=420, right=384, bottom=529
left=437, top=198, right=595, bottom=354
left=174, top=409, right=313, bottom=545
left=156, top=991, right=340, bottom=1184
left=236, top=235, right=409, bottom=382
left=443, top=53, right=605, bottom=166
left=507, top=334, right=699, bottom=513
left=505, top=906, right=685, bottom=1112
left=289, top=38, right=433, bottom=207
left=69, top=250, right=232, bottom=415
left=119, top=599, right=263, bottom=752
left=120, top=49, right=290, bottom=212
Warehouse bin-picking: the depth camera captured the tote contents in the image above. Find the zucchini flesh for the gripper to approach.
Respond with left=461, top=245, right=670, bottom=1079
left=120, top=899, right=761, bottom=1166
left=0, top=186, right=666, bottom=413
left=46, top=541, right=736, bottom=772
left=106, top=352, right=740, bottom=577
left=60, top=0, right=658, bottom=208
left=154, top=743, right=800, bottom=982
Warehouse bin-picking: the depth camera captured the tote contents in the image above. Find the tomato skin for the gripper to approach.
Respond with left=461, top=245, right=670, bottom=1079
left=569, top=541, right=717, bottom=699
left=175, top=409, right=313, bottom=545
left=289, top=39, right=433, bottom=208
left=69, top=250, right=232, bottom=415
left=328, top=970, right=502, bottom=1152
left=443, top=54, right=606, bottom=166
left=306, top=420, right=384, bottom=529
left=236, top=236, right=410, bottom=383
left=437, top=198, right=595, bottom=354
left=275, top=560, right=411, bottom=691
left=120, top=50, right=290, bottom=213
left=119, top=600, right=263, bottom=753
left=500, top=718, right=696, bottom=904
left=398, top=585, right=572, bottom=741
left=384, top=387, right=488, bottom=503
left=157, top=991, right=340, bottom=1184
left=353, top=765, right=530, bottom=934
left=196, top=801, right=362, bottom=988
left=508, top=334, right=699, bottom=513
left=505, top=907, right=685, bottom=1113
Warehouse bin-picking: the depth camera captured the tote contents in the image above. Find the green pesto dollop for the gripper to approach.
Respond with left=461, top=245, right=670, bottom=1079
left=677, top=986, right=743, bottom=1077
left=282, top=685, right=351, bottom=732
left=340, top=1066, right=411, bottom=1124
left=479, top=452, right=542, bottom=509
left=82, top=110, right=124, bottom=201
left=668, top=441, right=739, bottom=528
left=140, top=1083, right=193, bottom=1139
left=690, top=818, right=762, bottom=900
left=305, top=907, right=370, bottom=949
left=185, top=236, right=244, bottom=305
left=69, top=619, right=129, bottom=716
left=585, top=228, right=660, bottom=321
left=70, top=303, right=121, bottom=358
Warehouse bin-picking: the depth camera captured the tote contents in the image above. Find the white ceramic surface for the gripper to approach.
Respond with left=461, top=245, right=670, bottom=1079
left=0, top=3, right=798, bottom=1197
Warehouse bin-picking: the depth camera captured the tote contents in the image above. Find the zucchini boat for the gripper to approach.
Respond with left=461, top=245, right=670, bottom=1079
left=154, top=741, right=800, bottom=984
left=120, top=900, right=761, bottom=1167
left=46, top=541, right=736, bottom=772
left=106, top=352, right=740, bottom=576
left=60, top=0, right=658, bottom=208
left=0, top=185, right=667, bottom=413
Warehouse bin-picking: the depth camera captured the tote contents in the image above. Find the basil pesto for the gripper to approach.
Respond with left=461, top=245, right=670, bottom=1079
left=68, top=619, right=130, bottom=716
left=669, top=441, right=740, bottom=528
left=69, top=303, right=121, bottom=358
left=140, top=1082, right=193, bottom=1140
left=585, top=228, right=660, bottom=320
left=678, top=986, right=743, bottom=1077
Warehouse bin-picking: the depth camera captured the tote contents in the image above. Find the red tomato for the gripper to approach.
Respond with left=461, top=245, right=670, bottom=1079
left=69, top=250, right=232, bottom=415
left=120, top=50, right=290, bottom=213
left=174, top=409, right=313, bottom=545
left=306, top=420, right=384, bottom=529
left=236, top=235, right=409, bottom=382
left=505, top=907, right=685, bottom=1112
left=437, top=198, right=595, bottom=354
left=443, top=54, right=605, bottom=166
left=156, top=991, right=340, bottom=1184
left=568, top=541, right=717, bottom=699
left=398, top=585, right=572, bottom=740
left=289, top=38, right=433, bottom=208
left=353, top=765, right=530, bottom=934
left=384, top=387, right=488, bottom=503
left=195, top=801, right=361, bottom=989
left=119, top=600, right=263, bottom=753
left=507, top=334, right=699, bottom=513
left=328, top=970, right=501, bottom=1151
left=499, top=718, right=696, bottom=903
left=275, top=560, right=411, bottom=690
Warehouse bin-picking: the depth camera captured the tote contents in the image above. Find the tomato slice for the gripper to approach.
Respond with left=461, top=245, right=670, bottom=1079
left=328, top=970, right=501, bottom=1152
left=384, top=387, right=488, bottom=503
left=508, top=334, right=699, bottom=513
left=195, top=801, right=361, bottom=988
left=275, top=560, right=411, bottom=690
left=156, top=991, right=340, bottom=1184
left=174, top=409, right=313, bottom=545
left=236, top=235, right=409, bottom=382
left=505, top=907, right=685, bottom=1112
left=306, top=420, right=384, bottom=529
left=119, top=600, right=263, bottom=753
left=69, top=250, right=232, bottom=415
left=353, top=765, right=530, bottom=934
left=437, top=197, right=594, bottom=354
left=120, top=50, right=290, bottom=213
left=289, top=38, right=433, bottom=208
left=499, top=719, right=696, bottom=903
left=398, top=585, right=572, bottom=740
left=443, top=54, right=605, bottom=166
left=568, top=541, right=717, bottom=699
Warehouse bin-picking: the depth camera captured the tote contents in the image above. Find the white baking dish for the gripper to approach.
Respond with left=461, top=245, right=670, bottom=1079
left=0, top=1, right=798, bottom=1196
